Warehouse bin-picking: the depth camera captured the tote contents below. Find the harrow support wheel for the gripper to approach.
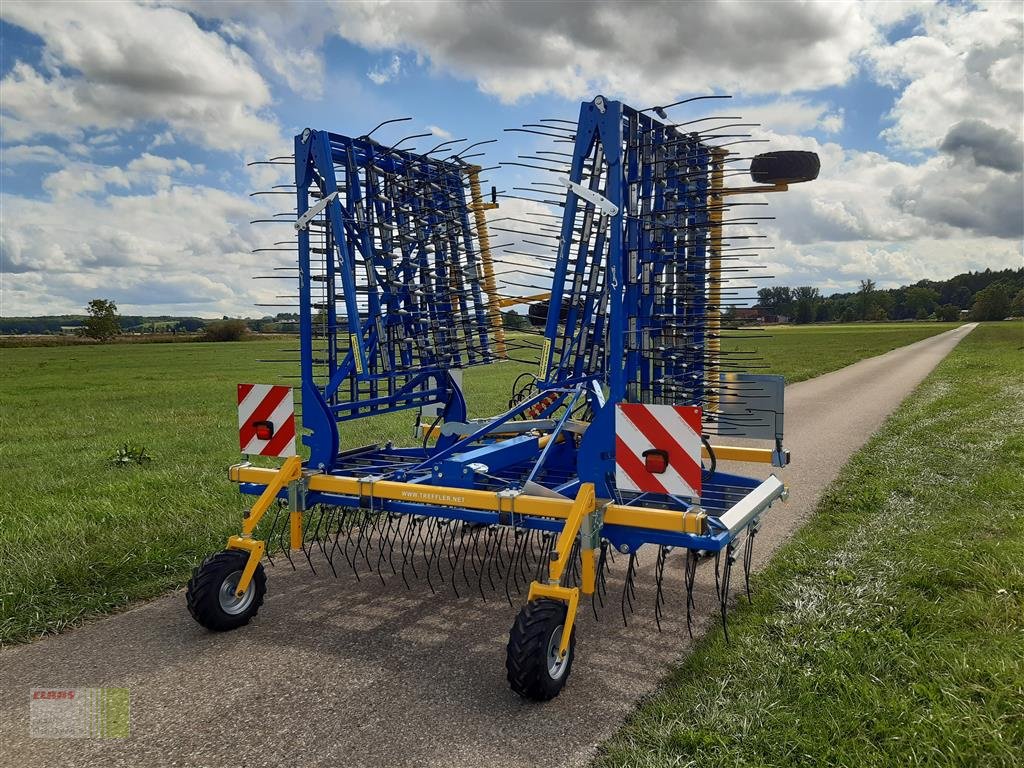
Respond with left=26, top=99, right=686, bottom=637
left=186, top=549, right=266, bottom=631
left=506, top=598, right=576, bottom=701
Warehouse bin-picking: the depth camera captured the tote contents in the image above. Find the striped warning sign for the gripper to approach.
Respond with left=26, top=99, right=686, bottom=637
left=237, top=384, right=296, bottom=457
left=615, top=403, right=702, bottom=497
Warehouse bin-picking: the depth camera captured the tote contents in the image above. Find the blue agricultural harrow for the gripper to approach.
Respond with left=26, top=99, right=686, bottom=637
left=186, top=97, right=818, bottom=700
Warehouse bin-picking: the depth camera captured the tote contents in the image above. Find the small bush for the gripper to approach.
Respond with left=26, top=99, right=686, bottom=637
left=202, top=319, right=249, bottom=342
left=111, top=444, right=153, bottom=467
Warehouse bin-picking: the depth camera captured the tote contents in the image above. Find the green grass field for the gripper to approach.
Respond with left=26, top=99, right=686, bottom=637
left=595, top=322, right=1024, bottom=767
left=0, top=322, right=959, bottom=644
left=728, top=322, right=963, bottom=384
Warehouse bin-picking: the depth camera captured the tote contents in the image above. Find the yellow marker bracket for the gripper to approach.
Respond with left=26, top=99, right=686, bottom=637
left=701, top=444, right=786, bottom=464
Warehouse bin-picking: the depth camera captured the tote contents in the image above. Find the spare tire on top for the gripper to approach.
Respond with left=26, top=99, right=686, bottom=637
left=749, top=151, right=820, bottom=185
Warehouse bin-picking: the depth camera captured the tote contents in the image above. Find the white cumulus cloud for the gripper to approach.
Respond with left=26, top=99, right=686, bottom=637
left=0, top=177, right=283, bottom=316
left=868, top=2, right=1023, bottom=152
left=368, top=54, right=403, bottom=85
left=332, top=0, right=911, bottom=104
left=0, top=1, right=281, bottom=151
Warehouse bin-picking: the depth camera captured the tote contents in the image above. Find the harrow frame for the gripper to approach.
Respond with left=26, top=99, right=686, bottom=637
left=188, top=94, right=818, bottom=702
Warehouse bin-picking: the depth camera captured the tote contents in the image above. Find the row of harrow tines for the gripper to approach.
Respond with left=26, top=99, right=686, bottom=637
left=251, top=490, right=758, bottom=639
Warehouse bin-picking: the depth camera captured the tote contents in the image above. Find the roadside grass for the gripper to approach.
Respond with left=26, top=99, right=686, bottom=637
left=728, top=322, right=963, bottom=383
left=595, top=321, right=1024, bottom=768
left=0, top=322, right=958, bottom=643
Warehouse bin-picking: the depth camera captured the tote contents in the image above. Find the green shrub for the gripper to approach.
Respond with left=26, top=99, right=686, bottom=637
left=202, top=319, right=248, bottom=342
left=110, top=443, right=153, bottom=467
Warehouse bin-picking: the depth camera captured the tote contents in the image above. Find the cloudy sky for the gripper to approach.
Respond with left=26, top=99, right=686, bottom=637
left=1, top=0, right=1021, bottom=318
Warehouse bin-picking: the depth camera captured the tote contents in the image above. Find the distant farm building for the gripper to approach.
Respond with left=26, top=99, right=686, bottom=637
left=732, top=307, right=788, bottom=324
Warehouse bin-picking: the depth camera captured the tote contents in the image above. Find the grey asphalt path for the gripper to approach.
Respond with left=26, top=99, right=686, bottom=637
left=0, top=324, right=976, bottom=768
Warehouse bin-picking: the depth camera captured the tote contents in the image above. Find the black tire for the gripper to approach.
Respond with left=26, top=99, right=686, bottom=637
left=750, top=151, right=820, bottom=185
left=506, top=598, right=576, bottom=701
left=186, top=549, right=266, bottom=631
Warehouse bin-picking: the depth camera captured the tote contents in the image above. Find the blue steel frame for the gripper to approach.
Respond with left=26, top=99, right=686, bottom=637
left=537, top=99, right=710, bottom=403
left=248, top=99, right=782, bottom=561
left=294, top=128, right=494, bottom=470
left=533, top=98, right=716, bottom=497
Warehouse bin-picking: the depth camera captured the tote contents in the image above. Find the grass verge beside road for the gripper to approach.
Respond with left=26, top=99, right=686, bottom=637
left=596, top=321, right=1024, bottom=768
left=0, top=322, right=960, bottom=643
left=730, top=322, right=963, bottom=383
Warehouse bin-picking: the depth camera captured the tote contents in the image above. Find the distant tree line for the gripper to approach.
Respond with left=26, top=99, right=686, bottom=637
left=755, top=268, right=1023, bottom=324
left=1, top=313, right=205, bottom=335
left=524, top=268, right=1023, bottom=327
left=5, top=269, right=1020, bottom=341
left=0, top=311, right=300, bottom=337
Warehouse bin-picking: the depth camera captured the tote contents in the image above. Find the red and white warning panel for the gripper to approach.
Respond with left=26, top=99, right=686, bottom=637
left=237, top=384, right=296, bottom=457
left=615, top=404, right=702, bottom=498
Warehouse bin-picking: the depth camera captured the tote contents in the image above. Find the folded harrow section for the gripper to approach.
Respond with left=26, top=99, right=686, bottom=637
left=293, top=129, right=501, bottom=469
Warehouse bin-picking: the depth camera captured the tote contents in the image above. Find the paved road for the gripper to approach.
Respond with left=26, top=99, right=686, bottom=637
left=0, top=324, right=976, bottom=768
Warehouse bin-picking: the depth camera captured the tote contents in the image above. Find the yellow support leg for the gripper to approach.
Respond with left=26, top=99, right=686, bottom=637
left=707, top=148, right=726, bottom=415
left=228, top=455, right=302, bottom=595
left=580, top=547, right=597, bottom=595
left=238, top=455, right=302, bottom=537
left=526, top=483, right=596, bottom=657
left=289, top=509, right=304, bottom=551
left=528, top=581, right=580, bottom=658
left=227, top=536, right=265, bottom=597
